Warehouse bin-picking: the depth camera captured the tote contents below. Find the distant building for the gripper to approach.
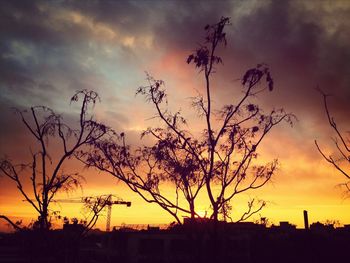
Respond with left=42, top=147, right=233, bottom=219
left=277, top=221, right=297, bottom=230
left=108, top=221, right=260, bottom=263
left=1, top=220, right=350, bottom=263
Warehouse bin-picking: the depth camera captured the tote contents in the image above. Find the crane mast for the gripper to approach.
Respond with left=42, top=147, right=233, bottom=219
left=106, top=205, right=112, bottom=232
left=54, top=195, right=131, bottom=231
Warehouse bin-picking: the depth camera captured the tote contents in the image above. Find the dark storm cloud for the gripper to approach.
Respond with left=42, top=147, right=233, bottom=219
left=63, top=0, right=234, bottom=50
left=151, top=0, right=233, bottom=50
left=66, top=0, right=153, bottom=33
left=228, top=1, right=350, bottom=116
left=0, top=0, right=156, bottom=105
left=0, top=0, right=232, bottom=128
left=0, top=1, right=73, bottom=103
left=147, top=0, right=350, bottom=123
left=0, top=1, right=117, bottom=108
left=0, top=0, right=349, bottom=133
left=0, top=3, right=127, bottom=155
left=0, top=1, right=49, bottom=42
left=0, top=1, right=81, bottom=46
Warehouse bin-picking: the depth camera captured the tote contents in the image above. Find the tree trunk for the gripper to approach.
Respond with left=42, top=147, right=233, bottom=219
left=41, top=202, right=49, bottom=230
left=190, top=201, right=195, bottom=219
left=212, top=204, right=219, bottom=222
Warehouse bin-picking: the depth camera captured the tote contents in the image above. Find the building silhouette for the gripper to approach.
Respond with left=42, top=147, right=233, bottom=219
left=1, top=218, right=350, bottom=263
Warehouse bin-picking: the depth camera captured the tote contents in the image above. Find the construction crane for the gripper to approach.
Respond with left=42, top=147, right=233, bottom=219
left=54, top=194, right=131, bottom=232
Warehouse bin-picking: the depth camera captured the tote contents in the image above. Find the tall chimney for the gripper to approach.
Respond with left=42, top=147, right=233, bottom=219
left=303, top=210, right=309, bottom=230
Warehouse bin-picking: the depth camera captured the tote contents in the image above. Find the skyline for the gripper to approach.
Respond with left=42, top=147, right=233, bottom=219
left=1, top=0, right=350, bottom=232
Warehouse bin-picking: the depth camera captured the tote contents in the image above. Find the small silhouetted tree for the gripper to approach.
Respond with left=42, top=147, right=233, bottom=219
left=0, top=90, right=112, bottom=230
left=81, top=17, right=294, bottom=223
left=80, top=195, right=110, bottom=235
left=61, top=194, right=112, bottom=236
left=0, top=215, right=22, bottom=231
left=315, top=90, right=350, bottom=192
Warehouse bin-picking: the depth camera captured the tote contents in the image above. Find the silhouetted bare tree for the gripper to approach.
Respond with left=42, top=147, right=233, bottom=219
left=79, top=131, right=197, bottom=224
left=0, top=90, right=112, bottom=230
left=315, top=90, right=350, bottom=192
left=81, top=17, right=294, bottom=223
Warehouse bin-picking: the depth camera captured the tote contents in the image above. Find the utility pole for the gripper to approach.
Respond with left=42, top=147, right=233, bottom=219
left=303, top=210, right=309, bottom=230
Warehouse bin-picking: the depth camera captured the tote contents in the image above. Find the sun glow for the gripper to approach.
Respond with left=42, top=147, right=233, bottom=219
left=196, top=210, right=208, bottom=218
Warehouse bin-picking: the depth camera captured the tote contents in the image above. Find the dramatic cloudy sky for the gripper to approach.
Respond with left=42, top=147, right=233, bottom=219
left=1, top=0, right=349, bottom=231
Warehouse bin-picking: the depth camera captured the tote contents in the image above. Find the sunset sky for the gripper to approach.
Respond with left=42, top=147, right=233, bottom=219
left=1, top=0, right=350, bottom=232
